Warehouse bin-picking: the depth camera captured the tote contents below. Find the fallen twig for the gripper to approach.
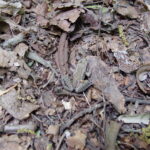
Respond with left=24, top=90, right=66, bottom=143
left=4, top=123, right=37, bottom=133
left=59, top=103, right=104, bottom=134
left=27, top=51, right=58, bottom=76
left=125, top=97, right=150, bottom=104
left=2, top=33, right=25, bottom=48
left=56, top=130, right=69, bottom=150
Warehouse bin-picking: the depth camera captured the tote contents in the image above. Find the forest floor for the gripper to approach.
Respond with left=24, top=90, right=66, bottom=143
left=0, top=0, right=150, bottom=150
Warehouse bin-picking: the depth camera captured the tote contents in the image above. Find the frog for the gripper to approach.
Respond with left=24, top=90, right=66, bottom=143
left=61, top=58, right=92, bottom=93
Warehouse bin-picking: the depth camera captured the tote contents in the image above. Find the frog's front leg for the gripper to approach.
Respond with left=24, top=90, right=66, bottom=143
left=75, top=80, right=92, bottom=93
left=61, top=75, right=74, bottom=92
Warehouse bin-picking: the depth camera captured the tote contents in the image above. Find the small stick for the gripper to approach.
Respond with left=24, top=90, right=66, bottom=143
left=56, top=130, right=69, bottom=150
left=125, top=97, right=150, bottom=104
left=59, top=103, right=104, bottom=134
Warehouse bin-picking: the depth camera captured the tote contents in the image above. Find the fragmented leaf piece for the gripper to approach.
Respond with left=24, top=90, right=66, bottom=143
left=14, top=43, right=28, bottom=57
left=141, top=12, right=150, bottom=33
left=105, top=121, right=121, bottom=150
left=81, top=9, right=99, bottom=30
left=136, top=64, right=150, bottom=94
left=0, top=89, right=39, bottom=120
left=66, top=130, right=86, bottom=150
left=0, top=135, right=24, bottom=150
left=34, top=137, right=52, bottom=150
left=115, top=0, right=138, bottom=19
left=118, top=113, right=150, bottom=125
left=0, top=50, right=17, bottom=67
left=0, top=84, right=17, bottom=96
left=46, top=125, right=60, bottom=135
left=0, top=0, right=22, bottom=16
left=0, top=49, right=31, bottom=79
left=52, top=0, right=82, bottom=9
left=87, top=56, right=126, bottom=113
left=50, top=8, right=84, bottom=32
left=114, top=50, right=141, bottom=73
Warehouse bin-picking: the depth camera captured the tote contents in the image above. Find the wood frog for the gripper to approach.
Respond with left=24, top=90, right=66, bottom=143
left=61, top=58, right=92, bottom=93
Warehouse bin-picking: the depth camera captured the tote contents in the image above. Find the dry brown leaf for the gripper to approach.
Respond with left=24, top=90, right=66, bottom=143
left=115, top=0, right=138, bottom=19
left=141, top=12, right=150, bottom=33
left=105, top=121, right=121, bottom=150
left=0, top=50, right=17, bottom=67
left=81, top=9, right=99, bottom=30
left=114, top=51, right=141, bottom=73
left=14, top=43, right=28, bottom=58
left=0, top=89, right=39, bottom=120
left=91, top=88, right=102, bottom=100
left=66, top=130, right=86, bottom=150
left=0, top=135, right=24, bottom=150
left=50, top=8, right=84, bottom=32
left=0, top=84, right=17, bottom=96
left=46, top=125, right=60, bottom=135
left=0, top=48, right=31, bottom=79
left=87, top=56, right=126, bottom=113
left=33, top=2, right=48, bottom=16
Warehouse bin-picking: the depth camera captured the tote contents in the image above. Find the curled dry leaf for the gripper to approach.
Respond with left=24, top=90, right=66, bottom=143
left=50, top=8, right=84, bottom=32
left=66, top=130, right=86, bottom=150
left=87, top=56, right=126, bottom=113
left=0, top=89, right=39, bottom=120
left=115, top=0, right=138, bottom=19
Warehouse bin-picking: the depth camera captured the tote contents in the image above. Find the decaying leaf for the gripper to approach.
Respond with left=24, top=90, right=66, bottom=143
left=0, top=48, right=31, bottom=79
left=115, top=0, right=138, bottom=19
left=33, top=2, right=48, bottom=16
left=0, top=89, right=39, bottom=120
left=0, top=135, right=24, bottom=150
left=118, top=113, right=150, bottom=125
left=81, top=9, right=99, bottom=30
left=50, top=8, right=84, bottom=32
left=136, top=64, right=150, bottom=94
left=66, top=130, right=86, bottom=150
left=114, top=50, right=141, bottom=73
left=105, top=121, right=121, bottom=150
left=0, top=0, right=22, bottom=16
left=52, top=0, right=83, bottom=9
left=141, top=12, right=150, bottom=33
left=46, top=125, right=60, bottom=135
left=87, top=56, right=126, bottom=113
left=0, top=50, right=17, bottom=68
left=0, top=84, right=17, bottom=96
left=14, top=43, right=28, bottom=58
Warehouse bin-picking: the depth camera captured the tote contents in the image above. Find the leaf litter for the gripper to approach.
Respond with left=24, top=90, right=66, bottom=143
left=0, top=0, right=150, bottom=149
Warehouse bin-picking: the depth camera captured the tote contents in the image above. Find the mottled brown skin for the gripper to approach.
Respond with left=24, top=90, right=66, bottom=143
left=136, top=64, right=150, bottom=94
